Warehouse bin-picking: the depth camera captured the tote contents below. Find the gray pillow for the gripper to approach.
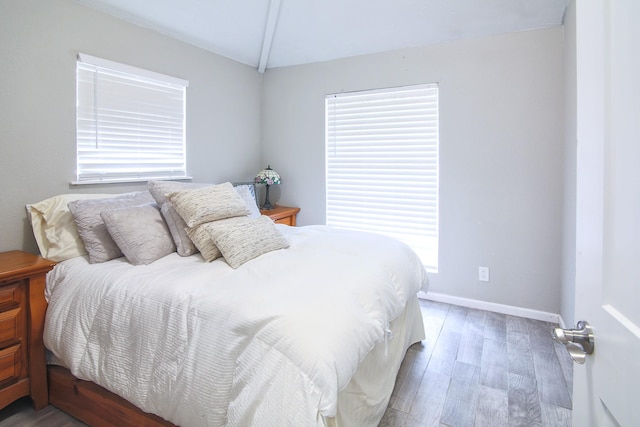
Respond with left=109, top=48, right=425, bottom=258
left=160, top=202, right=198, bottom=256
left=148, top=180, right=212, bottom=256
left=68, top=191, right=155, bottom=263
left=166, top=182, right=250, bottom=228
left=208, top=216, right=289, bottom=269
left=101, top=203, right=176, bottom=265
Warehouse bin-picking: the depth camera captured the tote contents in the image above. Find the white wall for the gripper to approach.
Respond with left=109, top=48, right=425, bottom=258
left=0, top=0, right=262, bottom=254
left=261, top=28, right=565, bottom=314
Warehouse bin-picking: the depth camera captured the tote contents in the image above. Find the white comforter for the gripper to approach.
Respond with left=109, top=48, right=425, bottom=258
left=44, top=225, right=429, bottom=427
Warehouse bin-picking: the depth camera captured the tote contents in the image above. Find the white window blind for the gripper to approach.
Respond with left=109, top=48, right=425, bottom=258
left=76, top=53, right=189, bottom=184
left=326, top=84, right=439, bottom=271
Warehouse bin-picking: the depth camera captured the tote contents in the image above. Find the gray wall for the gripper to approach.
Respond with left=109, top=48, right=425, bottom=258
left=0, top=0, right=262, bottom=254
left=261, top=28, right=565, bottom=314
left=1, top=1, right=567, bottom=316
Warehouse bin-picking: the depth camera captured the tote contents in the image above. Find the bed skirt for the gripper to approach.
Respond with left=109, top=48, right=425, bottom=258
left=326, top=295, right=425, bottom=426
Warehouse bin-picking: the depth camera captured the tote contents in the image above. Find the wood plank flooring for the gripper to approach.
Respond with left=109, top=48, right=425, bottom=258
left=380, top=299, right=573, bottom=427
left=0, top=299, right=572, bottom=427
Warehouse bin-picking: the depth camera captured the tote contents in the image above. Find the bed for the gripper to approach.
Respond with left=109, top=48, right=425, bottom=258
left=27, top=181, right=429, bottom=427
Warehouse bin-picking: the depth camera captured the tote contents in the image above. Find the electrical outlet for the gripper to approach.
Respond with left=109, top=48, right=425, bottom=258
left=479, top=266, right=490, bottom=282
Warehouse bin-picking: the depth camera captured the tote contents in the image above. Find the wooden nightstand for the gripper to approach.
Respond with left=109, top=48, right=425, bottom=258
left=0, top=251, right=55, bottom=411
left=260, top=205, right=300, bottom=226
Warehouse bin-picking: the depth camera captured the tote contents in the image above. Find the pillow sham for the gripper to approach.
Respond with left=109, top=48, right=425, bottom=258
left=166, top=182, right=249, bottom=228
left=101, top=203, right=176, bottom=265
left=68, top=191, right=155, bottom=264
left=208, top=216, right=289, bottom=269
left=234, top=184, right=261, bottom=219
left=186, top=223, right=223, bottom=262
left=27, top=193, right=115, bottom=261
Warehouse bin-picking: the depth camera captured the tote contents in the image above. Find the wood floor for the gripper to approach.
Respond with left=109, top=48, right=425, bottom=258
left=380, top=299, right=573, bottom=427
left=0, top=300, right=572, bottom=427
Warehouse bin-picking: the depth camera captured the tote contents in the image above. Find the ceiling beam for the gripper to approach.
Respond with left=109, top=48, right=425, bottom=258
left=258, top=0, right=282, bottom=73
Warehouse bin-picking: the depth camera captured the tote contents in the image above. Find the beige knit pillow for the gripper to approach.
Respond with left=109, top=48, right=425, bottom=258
left=166, top=182, right=249, bottom=228
left=208, top=216, right=289, bottom=268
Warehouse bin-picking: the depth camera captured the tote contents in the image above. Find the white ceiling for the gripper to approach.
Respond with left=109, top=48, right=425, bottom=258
left=75, top=0, right=569, bottom=72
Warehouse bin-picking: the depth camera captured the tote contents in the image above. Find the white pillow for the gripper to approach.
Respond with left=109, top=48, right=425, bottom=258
left=166, top=182, right=249, bottom=228
left=234, top=184, right=261, bottom=219
left=208, top=216, right=289, bottom=268
left=27, top=193, right=115, bottom=261
left=101, top=203, right=176, bottom=265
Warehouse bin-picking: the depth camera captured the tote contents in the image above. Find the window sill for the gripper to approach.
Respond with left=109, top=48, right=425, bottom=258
left=69, top=176, right=194, bottom=186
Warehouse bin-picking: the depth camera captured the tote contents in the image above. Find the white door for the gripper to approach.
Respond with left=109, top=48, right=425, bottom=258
left=572, top=0, right=640, bottom=426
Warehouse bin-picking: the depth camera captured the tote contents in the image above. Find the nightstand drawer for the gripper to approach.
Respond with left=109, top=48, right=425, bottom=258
left=273, top=217, right=295, bottom=226
left=0, top=307, right=21, bottom=346
left=0, top=283, right=20, bottom=307
left=0, top=343, right=21, bottom=386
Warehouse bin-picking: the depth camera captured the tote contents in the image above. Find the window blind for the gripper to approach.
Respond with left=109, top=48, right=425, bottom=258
left=76, top=53, right=189, bottom=184
left=326, top=84, right=439, bottom=271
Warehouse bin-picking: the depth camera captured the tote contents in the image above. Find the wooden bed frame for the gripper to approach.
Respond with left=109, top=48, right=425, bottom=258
left=47, top=365, right=175, bottom=427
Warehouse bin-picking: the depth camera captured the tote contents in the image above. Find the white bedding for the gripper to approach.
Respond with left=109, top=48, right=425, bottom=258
left=44, top=225, right=429, bottom=427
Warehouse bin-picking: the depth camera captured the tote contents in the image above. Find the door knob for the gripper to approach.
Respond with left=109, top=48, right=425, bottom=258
left=552, top=320, right=594, bottom=364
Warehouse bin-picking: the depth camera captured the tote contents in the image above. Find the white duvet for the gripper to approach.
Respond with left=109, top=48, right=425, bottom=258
left=44, top=225, right=429, bottom=427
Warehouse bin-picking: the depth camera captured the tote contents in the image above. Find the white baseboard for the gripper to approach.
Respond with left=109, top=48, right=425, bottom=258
left=418, top=291, right=561, bottom=325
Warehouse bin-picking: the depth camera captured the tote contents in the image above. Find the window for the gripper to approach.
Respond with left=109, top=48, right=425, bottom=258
left=75, top=54, right=189, bottom=184
left=326, top=84, right=439, bottom=271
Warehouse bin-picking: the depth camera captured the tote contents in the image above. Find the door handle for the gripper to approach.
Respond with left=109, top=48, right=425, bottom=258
left=552, top=320, right=594, bottom=364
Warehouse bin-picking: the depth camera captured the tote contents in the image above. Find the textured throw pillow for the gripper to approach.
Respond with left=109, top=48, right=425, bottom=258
left=148, top=180, right=211, bottom=205
left=186, top=223, right=223, bottom=262
left=101, top=203, right=176, bottom=265
left=166, top=182, right=250, bottom=228
left=26, top=193, right=115, bottom=261
left=68, top=191, right=155, bottom=263
left=208, top=216, right=289, bottom=269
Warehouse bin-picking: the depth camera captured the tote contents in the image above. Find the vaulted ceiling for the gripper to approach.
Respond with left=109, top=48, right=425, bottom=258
left=76, top=0, right=569, bottom=72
